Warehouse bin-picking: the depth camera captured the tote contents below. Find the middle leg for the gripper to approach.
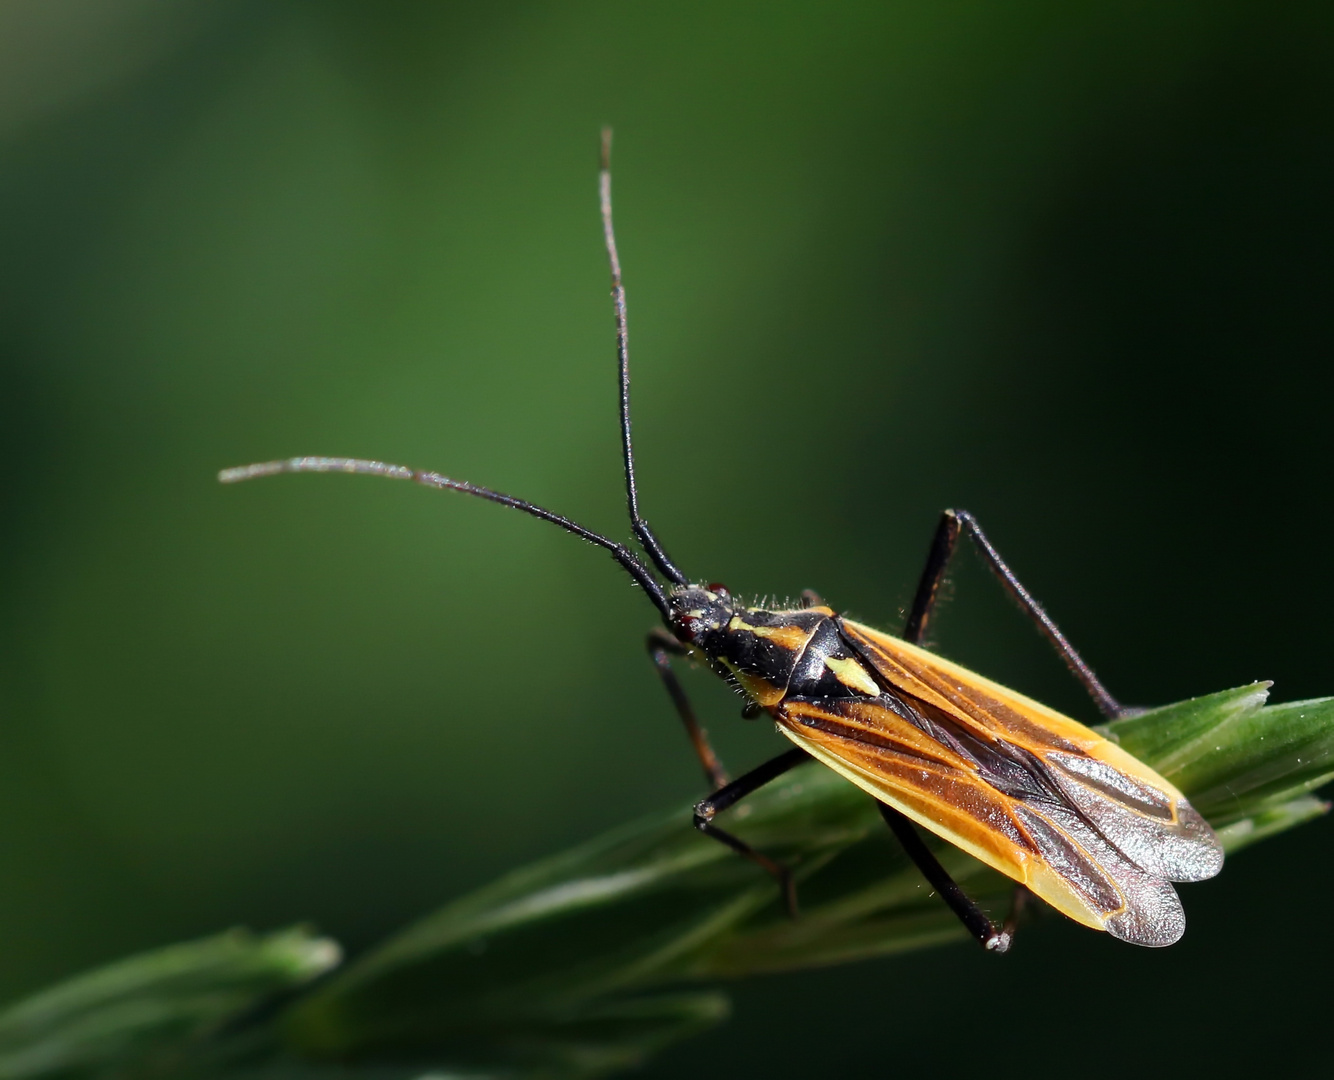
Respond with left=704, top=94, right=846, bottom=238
left=877, top=803, right=1015, bottom=952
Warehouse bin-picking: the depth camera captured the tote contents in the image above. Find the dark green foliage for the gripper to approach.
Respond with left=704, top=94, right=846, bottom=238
left=0, top=930, right=337, bottom=1080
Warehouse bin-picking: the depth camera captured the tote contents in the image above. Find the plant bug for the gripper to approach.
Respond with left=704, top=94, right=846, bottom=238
left=221, top=130, right=1223, bottom=951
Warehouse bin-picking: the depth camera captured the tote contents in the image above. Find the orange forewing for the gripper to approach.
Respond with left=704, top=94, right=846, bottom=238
left=771, top=619, right=1222, bottom=946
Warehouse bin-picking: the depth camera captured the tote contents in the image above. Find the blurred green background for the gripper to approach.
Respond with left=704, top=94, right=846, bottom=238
left=0, top=0, right=1331, bottom=1075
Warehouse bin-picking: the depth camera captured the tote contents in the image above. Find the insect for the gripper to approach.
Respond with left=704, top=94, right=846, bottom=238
left=221, top=130, right=1223, bottom=951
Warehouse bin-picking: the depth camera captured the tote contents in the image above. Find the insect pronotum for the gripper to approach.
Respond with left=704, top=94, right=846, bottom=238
left=221, top=130, right=1223, bottom=951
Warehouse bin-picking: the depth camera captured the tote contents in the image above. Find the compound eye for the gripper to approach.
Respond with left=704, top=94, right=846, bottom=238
left=676, top=613, right=701, bottom=640
left=707, top=582, right=729, bottom=596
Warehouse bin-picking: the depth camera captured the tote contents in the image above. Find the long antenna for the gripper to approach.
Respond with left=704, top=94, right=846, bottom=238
left=600, top=128, right=688, bottom=586
left=218, top=457, right=671, bottom=618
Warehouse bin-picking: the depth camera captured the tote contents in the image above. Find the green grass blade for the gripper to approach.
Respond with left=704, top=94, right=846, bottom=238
left=0, top=685, right=1329, bottom=1080
left=0, top=928, right=339, bottom=1080
left=1103, top=684, right=1334, bottom=823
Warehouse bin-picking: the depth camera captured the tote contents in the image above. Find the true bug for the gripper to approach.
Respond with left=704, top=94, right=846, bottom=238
left=221, top=130, right=1223, bottom=951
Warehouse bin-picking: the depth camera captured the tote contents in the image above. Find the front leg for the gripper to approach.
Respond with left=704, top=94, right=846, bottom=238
left=647, top=629, right=729, bottom=790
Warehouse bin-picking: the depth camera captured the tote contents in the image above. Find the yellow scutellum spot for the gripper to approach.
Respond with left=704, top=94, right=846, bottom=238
left=824, top=656, right=880, bottom=696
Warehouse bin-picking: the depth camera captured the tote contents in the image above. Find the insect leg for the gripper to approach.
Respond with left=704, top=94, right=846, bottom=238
left=647, top=629, right=730, bottom=790
left=800, top=589, right=826, bottom=609
left=694, top=747, right=811, bottom=917
left=903, top=509, right=1124, bottom=719
left=877, top=803, right=1012, bottom=953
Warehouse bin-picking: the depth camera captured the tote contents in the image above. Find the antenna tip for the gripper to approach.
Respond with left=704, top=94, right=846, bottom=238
left=600, top=126, right=612, bottom=171
left=218, top=461, right=286, bottom=484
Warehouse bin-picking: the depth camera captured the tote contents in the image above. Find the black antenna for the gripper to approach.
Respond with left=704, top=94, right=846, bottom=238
left=218, top=457, right=671, bottom=618
left=600, top=128, right=689, bottom=586
left=218, top=135, right=687, bottom=616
